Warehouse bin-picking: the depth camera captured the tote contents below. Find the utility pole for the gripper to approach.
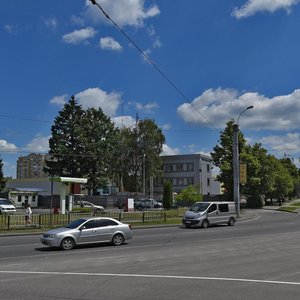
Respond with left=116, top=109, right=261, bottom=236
left=233, top=106, right=254, bottom=218
left=233, top=123, right=240, bottom=218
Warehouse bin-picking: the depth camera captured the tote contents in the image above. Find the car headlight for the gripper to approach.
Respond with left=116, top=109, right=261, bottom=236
left=44, top=234, right=56, bottom=238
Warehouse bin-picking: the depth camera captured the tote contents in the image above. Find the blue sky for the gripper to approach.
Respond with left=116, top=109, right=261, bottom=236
left=1, top=0, right=300, bottom=178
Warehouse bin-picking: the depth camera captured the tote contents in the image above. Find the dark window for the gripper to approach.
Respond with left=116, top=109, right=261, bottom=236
left=218, top=204, right=229, bottom=212
left=84, top=220, right=99, bottom=229
left=207, top=164, right=210, bottom=173
left=97, top=219, right=118, bottom=227
left=208, top=204, right=217, bottom=213
left=207, top=178, right=210, bottom=187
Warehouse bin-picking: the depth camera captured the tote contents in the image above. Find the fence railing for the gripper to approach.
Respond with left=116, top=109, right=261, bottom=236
left=0, top=210, right=168, bottom=230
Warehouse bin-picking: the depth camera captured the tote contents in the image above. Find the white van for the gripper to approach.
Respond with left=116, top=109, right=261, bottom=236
left=182, top=201, right=236, bottom=228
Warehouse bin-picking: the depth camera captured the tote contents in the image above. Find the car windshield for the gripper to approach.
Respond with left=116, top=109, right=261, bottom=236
left=189, top=202, right=210, bottom=212
left=66, top=219, right=87, bottom=229
left=0, top=200, right=12, bottom=205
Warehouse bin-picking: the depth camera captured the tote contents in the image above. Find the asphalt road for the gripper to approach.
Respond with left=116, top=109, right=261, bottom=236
left=1, top=210, right=300, bottom=299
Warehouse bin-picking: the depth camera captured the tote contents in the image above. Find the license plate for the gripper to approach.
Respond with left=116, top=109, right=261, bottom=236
left=185, top=221, right=191, bottom=224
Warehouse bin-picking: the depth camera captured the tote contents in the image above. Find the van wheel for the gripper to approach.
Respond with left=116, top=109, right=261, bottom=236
left=202, top=220, right=209, bottom=229
left=228, top=217, right=235, bottom=226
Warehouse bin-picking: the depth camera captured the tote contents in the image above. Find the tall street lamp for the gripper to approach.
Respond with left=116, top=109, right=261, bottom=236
left=233, top=105, right=253, bottom=218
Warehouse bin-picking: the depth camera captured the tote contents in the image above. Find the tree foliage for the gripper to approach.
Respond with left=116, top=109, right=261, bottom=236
left=163, top=180, right=173, bottom=209
left=45, top=97, right=165, bottom=195
left=113, top=119, right=165, bottom=193
left=0, top=157, right=6, bottom=192
left=211, top=120, right=247, bottom=201
left=211, top=121, right=296, bottom=208
left=175, top=185, right=203, bottom=207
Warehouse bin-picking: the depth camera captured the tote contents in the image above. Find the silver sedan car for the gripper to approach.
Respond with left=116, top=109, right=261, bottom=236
left=41, top=217, right=132, bottom=250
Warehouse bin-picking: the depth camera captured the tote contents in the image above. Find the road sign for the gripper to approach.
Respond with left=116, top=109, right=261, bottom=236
left=240, top=162, right=247, bottom=184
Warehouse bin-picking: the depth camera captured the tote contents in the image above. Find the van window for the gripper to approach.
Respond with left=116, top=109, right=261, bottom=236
left=219, top=204, right=229, bottom=212
left=189, top=202, right=210, bottom=212
left=208, top=204, right=217, bottom=213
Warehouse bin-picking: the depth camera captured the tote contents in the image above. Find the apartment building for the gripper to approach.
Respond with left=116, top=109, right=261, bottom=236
left=17, top=153, right=50, bottom=179
left=154, top=154, right=220, bottom=196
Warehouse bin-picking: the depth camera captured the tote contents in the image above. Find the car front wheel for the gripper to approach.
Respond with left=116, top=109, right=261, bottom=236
left=60, top=237, right=75, bottom=250
left=112, top=233, right=125, bottom=246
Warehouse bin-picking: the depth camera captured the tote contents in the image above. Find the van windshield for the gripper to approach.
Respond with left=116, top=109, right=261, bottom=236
left=189, top=202, right=210, bottom=212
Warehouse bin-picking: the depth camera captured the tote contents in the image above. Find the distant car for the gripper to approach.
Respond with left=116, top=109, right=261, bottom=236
left=0, top=198, right=16, bottom=214
left=80, top=201, right=104, bottom=212
left=41, top=217, right=132, bottom=250
left=134, top=199, right=163, bottom=210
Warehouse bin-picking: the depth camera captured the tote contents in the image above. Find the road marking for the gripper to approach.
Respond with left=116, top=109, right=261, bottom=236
left=0, top=270, right=300, bottom=286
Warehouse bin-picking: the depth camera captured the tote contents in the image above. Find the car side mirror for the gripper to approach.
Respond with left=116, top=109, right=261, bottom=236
left=79, top=226, right=86, bottom=231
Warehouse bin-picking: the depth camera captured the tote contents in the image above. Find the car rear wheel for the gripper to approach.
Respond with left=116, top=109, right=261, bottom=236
left=112, top=233, right=125, bottom=246
left=202, top=219, right=209, bottom=229
left=60, top=237, right=75, bottom=250
left=228, top=217, right=235, bottom=226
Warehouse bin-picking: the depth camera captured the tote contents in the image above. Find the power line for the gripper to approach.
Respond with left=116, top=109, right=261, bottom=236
left=0, top=114, right=51, bottom=123
left=89, top=0, right=219, bottom=131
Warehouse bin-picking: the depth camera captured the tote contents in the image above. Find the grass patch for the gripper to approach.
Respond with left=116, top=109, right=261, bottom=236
left=277, top=206, right=298, bottom=213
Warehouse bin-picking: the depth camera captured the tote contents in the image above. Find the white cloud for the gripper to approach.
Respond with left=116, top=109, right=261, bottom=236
left=4, top=24, right=18, bottom=34
left=62, top=27, right=97, bottom=44
left=43, top=17, right=58, bottom=29
left=100, top=37, right=122, bottom=51
left=0, top=140, right=18, bottom=152
left=232, top=0, right=300, bottom=19
left=75, top=87, right=121, bottom=116
left=161, top=144, right=180, bottom=156
left=49, top=94, right=68, bottom=106
left=259, top=133, right=300, bottom=154
left=161, top=123, right=171, bottom=131
left=129, top=101, right=159, bottom=114
left=177, top=88, right=300, bottom=131
left=112, top=115, right=136, bottom=128
left=84, top=0, right=160, bottom=27
left=23, top=135, right=50, bottom=153
left=70, top=15, right=85, bottom=26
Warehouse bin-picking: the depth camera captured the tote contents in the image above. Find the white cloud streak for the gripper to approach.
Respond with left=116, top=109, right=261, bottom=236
left=62, top=27, right=97, bottom=44
left=75, top=87, right=121, bottom=116
left=177, top=88, right=300, bottom=131
left=100, top=37, right=122, bottom=51
left=0, top=140, right=18, bottom=152
left=83, top=0, right=160, bottom=27
left=232, top=0, right=300, bottom=19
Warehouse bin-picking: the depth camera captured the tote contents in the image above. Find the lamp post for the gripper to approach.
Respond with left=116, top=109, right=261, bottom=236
left=143, top=154, right=146, bottom=195
left=233, top=105, right=253, bottom=218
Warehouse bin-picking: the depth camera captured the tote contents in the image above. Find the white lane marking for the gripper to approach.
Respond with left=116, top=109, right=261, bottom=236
left=0, top=270, right=299, bottom=286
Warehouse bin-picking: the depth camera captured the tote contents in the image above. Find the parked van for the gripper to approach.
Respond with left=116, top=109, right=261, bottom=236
left=182, top=201, right=236, bottom=228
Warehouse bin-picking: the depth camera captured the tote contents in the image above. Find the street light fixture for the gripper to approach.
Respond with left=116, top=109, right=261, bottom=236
left=233, top=105, right=253, bottom=218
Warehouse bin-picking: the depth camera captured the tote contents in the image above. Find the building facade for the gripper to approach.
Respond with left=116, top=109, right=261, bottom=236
left=17, top=153, right=50, bottom=179
left=154, top=154, right=220, bottom=196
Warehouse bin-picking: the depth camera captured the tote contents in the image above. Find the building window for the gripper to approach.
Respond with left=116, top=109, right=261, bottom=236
left=207, top=178, right=210, bottom=187
left=207, top=164, right=210, bottom=173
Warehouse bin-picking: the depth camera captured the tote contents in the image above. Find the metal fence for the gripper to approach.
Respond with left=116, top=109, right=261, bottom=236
left=0, top=210, right=167, bottom=230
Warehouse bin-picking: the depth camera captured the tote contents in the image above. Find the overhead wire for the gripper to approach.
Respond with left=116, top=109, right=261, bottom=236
left=89, top=0, right=219, bottom=132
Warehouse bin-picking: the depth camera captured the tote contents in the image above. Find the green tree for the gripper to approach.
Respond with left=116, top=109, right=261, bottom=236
left=279, top=157, right=299, bottom=199
left=45, top=96, right=86, bottom=177
left=211, top=120, right=247, bottom=201
left=163, top=180, right=173, bottom=209
left=116, top=119, right=165, bottom=192
left=175, top=185, right=203, bottom=207
left=81, top=107, right=119, bottom=194
left=0, top=157, right=6, bottom=191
